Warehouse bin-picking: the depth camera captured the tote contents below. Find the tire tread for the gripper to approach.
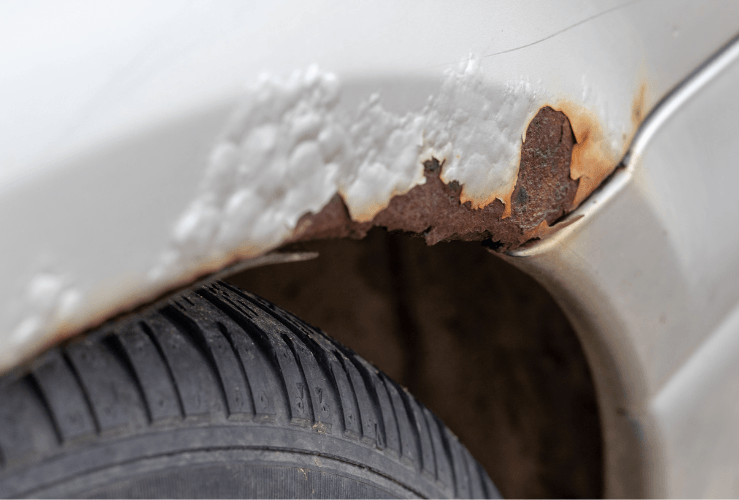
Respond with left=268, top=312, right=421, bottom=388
left=0, top=281, right=497, bottom=498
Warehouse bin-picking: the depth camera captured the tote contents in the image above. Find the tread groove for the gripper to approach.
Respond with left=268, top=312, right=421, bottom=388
left=387, top=376, right=423, bottom=469
left=197, top=287, right=296, bottom=422
left=345, top=355, right=399, bottom=454
left=435, top=414, right=459, bottom=493
left=335, top=351, right=378, bottom=444
left=101, top=334, right=152, bottom=424
left=260, top=305, right=341, bottom=429
left=333, top=353, right=362, bottom=415
left=25, top=374, right=63, bottom=445
left=280, top=333, right=316, bottom=425
left=400, top=386, right=436, bottom=479
left=343, top=356, right=385, bottom=440
left=228, top=289, right=336, bottom=427
left=287, top=333, right=348, bottom=432
left=445, top=427, right=472, bottom=498
left=221, top=286, right=392, bottom=448
left=60, top=350, right=100, bottom=434
left=464, top=445, right=485, bottom=498
left=160, top=304, right=229, bottom=417
left=138, top=320, right=185, bottom=419
left=478, top=462, right=496, bottom=498
left=216, top=321, right=256, bottom=417
left=196, top=289, right=280, bottom=419
left=234, top=292, right=400, bottom=450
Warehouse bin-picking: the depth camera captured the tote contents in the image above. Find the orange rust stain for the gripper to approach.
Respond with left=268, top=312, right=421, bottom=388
left=30, top=243, right=275, bottom=371
left=548, top=101, right=618, bottom=208
left=523, top=215, right=584, bottom=243
left=550, top=80, right=648, bottom=209
left=34, top=82, right=656, bottom=366
left=459, top=184, right=514, bottom=219
left=37, top=84, right=654, bottom=367
left=450, top=154, right=517, bottom=218
left=631, top=81, right=648, bottom=129
left=500, top=191, right=513, bottom=219
left=346, top=201, right=391, bottom=224
left=462, top=79, right=649, bottom=216
left=339, top=178, right=426, bottom=224
left=524, top=219, right=551, bottom=241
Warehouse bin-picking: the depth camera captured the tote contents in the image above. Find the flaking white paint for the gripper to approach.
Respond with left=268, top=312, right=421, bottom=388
left=152, top=56, right=540, bottom=283
left=2, top=3, right=738, bottom=497
left=10, top=270, right=81, bottom=352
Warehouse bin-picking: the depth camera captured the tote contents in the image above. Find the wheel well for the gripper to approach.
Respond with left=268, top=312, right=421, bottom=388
left=227, top=228, right=603, bottom=498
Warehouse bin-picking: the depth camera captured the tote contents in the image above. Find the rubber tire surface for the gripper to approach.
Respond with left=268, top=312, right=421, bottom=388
left=0, top=281, right=500, bottom=498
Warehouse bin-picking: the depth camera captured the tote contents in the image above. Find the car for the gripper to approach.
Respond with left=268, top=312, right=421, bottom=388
left=1, top=1, right=738, bottom=497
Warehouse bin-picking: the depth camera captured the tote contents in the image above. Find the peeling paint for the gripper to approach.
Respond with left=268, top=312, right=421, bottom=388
left=551, top=100, right=616, bottom=207
left=5, top=56, right=633, bottom=374
left=425, top=57, right=540, bottom=216
left=632, top=82, right=648, bottom=127
left=549, top=79, right=649, bottom=208
left=151, top=56, right=544, bottom=283
left=291, top=106, right=579, bottom=251
left=9, top=268, right=82, bottom=359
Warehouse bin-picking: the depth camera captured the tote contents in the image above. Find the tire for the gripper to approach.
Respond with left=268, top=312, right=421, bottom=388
left=0, top=281, right=500, bottom=498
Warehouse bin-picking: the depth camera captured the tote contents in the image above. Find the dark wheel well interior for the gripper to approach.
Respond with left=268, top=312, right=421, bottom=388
left=227, top=227, right=603, bottom=499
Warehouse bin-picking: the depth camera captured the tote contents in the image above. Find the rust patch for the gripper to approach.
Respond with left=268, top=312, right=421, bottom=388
left=550, top=80, right=649, bottom=208
left=548, top=101, right=617, bottom=208
left=631, top=81, right=648, bottom=127
left=290, top=106, right=578, bottom=251
left=453, top=168, right=516, bottom=218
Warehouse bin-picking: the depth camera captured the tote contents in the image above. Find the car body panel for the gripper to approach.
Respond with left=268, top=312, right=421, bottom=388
left=510, top=36, right=739, bottom=497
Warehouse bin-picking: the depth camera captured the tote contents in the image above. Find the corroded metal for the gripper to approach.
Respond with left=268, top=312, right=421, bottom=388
left=291, top=106, right=579, bottom=251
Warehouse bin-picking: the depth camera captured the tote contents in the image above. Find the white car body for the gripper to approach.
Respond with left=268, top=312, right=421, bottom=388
left=2, top=1, right=739, bottom=496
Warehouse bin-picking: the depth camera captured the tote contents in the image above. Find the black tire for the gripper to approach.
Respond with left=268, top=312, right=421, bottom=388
left=0, top=281, right=500, bottom=498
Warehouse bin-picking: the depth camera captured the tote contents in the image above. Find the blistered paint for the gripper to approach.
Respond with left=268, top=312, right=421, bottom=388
left=9, top=270, right=82, bottom=356
left=151, top=56, right=545, bottom=282
left=149, top=66, right=349, bottom=283
left=7, top=56, right=629, bottom=375
left=425, top=58, right=541, bottom=217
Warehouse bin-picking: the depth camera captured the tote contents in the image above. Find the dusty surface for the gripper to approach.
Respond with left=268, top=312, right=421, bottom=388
left=290, top=107, right=579, bottom=251
left=228, top=229, right=603, bottom=498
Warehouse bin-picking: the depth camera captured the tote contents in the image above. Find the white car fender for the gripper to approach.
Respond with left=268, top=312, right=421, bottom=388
left=1, top=1, right=739, bottom=496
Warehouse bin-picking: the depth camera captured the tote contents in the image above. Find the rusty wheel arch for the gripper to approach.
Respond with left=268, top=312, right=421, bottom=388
left=290, top=106, right=586, bottom=252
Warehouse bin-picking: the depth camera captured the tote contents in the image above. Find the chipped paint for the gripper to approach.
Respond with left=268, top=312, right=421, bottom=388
left=550, top=79, right=650, bottom=208
left=151, top=56, right=544, bottom=284
left=4, top=251, right=319, bottom=376
left=2, top=266, right=88, bottom=374
left=11, top=271, right=81, bottom=351
left=3, top=57, right=638, bottom=375
left=151, top=58, right=652, bottom=292
left=426, top=57, right=540, bottom=216
left=551, top=101, right=617, bottom=207
left=290, top=106, right=579, bottom=251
